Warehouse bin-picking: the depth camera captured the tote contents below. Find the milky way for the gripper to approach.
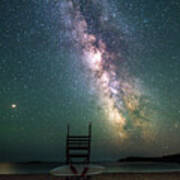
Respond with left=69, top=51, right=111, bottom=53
left=59, top=0, right=158, bottom=141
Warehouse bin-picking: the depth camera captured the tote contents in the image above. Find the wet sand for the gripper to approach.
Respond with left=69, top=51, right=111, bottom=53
left=0, top=172, right=180, bottom=180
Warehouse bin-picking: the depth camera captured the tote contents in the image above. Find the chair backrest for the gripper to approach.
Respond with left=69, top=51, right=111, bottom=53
left=66, top=123, right=92, bottom=165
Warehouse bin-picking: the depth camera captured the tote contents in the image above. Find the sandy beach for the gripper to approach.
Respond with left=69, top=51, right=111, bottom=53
left=0, top=172, right=180, bottom=180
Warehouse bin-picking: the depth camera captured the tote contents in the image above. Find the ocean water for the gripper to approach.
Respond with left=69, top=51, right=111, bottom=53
left=0, top=162, right=180, bottom=175
left=104, top=162, right=180, bottom=173
left=0, top=162, right=59, bottom=175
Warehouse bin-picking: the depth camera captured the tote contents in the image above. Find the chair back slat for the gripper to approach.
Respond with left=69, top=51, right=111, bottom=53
left=66, top=123, right=92, bottom=165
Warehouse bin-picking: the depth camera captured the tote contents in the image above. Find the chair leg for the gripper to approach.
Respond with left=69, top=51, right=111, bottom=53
left=48, top=174, right=52, bottom=180
left=65, top=176, right=90, bottom=180
left=77, top=176, right=90, bottom=180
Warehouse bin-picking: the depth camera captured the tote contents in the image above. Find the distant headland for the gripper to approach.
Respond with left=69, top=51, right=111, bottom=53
left=118, top=153, right=180, bottom=163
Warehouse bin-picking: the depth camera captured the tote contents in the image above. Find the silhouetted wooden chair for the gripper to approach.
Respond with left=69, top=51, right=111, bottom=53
left=66, top=123, right=92, bottom=166
left=50, top=123, right=104, bottom=179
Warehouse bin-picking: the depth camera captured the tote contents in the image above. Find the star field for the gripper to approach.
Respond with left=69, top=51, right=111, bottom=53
left=0, top=0, right=180, bottom=162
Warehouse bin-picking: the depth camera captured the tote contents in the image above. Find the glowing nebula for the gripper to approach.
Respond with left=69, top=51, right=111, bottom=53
left=60, top=0, right=156, bottom=141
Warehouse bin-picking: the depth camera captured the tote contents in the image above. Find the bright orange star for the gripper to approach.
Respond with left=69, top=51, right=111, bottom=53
left=11, top=104, right=16, bottom=109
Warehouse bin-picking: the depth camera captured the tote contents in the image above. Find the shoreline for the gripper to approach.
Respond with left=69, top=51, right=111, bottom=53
left=1, top=161, right=180, bottom=175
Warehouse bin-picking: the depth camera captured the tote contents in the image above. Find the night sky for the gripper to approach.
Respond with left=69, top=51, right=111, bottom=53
left=0, top=0, right=180, bottom=162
